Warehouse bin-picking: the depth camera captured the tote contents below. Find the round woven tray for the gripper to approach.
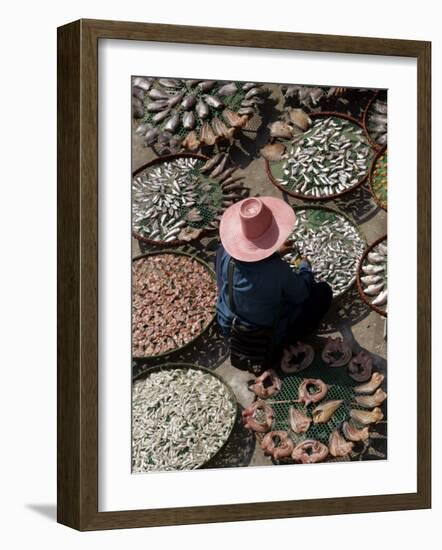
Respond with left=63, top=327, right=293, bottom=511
left=132, top=153, right=226, bottom=247
left=265, top=111, right=374, bottom=201
left=132, top=251, right=217, bottom=359
left=362, top=90, right=385, bottom=152
left=132, top=363, right=238, bottom=470
left=356, top=235, right=388, bottom=317
left=287, top=204, right=367, bottom=300
left=368, top=145, right=388, bottom=211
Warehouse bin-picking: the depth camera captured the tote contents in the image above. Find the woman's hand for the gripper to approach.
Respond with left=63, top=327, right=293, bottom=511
left=278, top=240, right=293, bottom=256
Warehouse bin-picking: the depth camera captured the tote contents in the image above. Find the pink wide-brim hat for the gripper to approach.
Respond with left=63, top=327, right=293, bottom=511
left=219, top=196, right=296, bottom=262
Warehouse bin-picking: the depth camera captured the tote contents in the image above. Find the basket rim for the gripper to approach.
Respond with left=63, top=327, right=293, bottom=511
left=368, top=145, right=388, bottom=211
left=355, top=234, right=388, bottom=317
left=132, top=250, right=218, bottom=360
left=132, top=152, right=221, bottom=247
left=265, top=111, right=374, bottom=201
left=132, top=362, right=238, bottom=470
left=361, top=90, right=385, bottom=152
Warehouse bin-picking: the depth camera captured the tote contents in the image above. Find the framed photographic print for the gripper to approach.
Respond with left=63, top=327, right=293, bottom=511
left=57, top=19, right=431, bottom=530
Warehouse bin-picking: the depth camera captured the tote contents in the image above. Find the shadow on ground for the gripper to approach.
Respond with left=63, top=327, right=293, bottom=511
left=202, top=405, right=255, bottom=469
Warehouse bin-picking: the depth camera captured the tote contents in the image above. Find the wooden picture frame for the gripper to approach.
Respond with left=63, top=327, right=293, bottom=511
left=57, top=18, right=431, bottom=531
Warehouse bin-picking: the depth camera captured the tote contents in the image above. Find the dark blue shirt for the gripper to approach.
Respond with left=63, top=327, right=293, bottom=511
left=215, top=246, right=314, bottom=344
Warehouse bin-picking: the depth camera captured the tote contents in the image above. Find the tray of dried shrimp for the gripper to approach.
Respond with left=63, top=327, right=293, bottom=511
left=283, top=206, right=366, bottom=298
left=132, top=77, right=264, bottom=153
left=368, top=146, right=387, bottom=211
left=132, top=364, right=238, bottom=472
left=132, top=251, right=218, bottom=358
left=265, top=112, right=374, bottom=200
left=132, top=153, right=245, bottom=246
left=356, top=236, right=388, bottom=317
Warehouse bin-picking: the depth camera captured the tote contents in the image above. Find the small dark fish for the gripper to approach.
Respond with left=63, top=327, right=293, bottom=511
left=183, top=111, right=196, bottom=130
left=157, top=131, right=173, bottom=145
left=148, top=88, right=170, bottom=100
left=198, top=80, right=216, bottom=92
left=241, top=98, right=263, bottom=107
left=158, top=78, right=181, bottom=88
left=200, top=153, right=224, bottom=173
left=152, top=109, right=170, bottom=123
left=245, top=87, right=261, bottom=99
left=167, top=91, right=185, bottom=108
left=135, top=123, right=151, bottom=136
left=132, top=77, right=152, bottom=91
left=181, top=93, right=197, bottom=110
left=144, top=128, right=159, bottom=145
left=164, top=113, right=180, bottom=133
left=132, top=97, right=144, bottom=118
left=147, top=100, right=169, bottom=112
left=237, top=107, right=255, bottom=116
left=204, top=95, right=224, bottom=109
left=217, top=82, right=237, bottom=96
left=132, top=86, right=145, bottom=101
left=196, top=100, right=210, bottom=119
left=217, top=166, right=237, bottom=182
left=210, top=154, right=229, bottom=177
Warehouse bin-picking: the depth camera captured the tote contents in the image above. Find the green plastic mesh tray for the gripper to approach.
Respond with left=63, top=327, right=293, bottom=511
left=255, top=353, right=380, bottom=456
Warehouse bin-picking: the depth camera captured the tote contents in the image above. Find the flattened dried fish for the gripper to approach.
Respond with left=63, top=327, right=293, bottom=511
left=350, top=407, right=384, bottom=425
left=342, top=421, right=370, bottom=442
left=288, top=407, right=311, bottom=433
left=354, top=372, right=385, bottom=394
left=312, top=400, right=343, bottom=424
left=261, top=431, right=294, bottom=460
left=329, top=429, right=354, bottom=457
left=354, top=388, right=387, bottom=408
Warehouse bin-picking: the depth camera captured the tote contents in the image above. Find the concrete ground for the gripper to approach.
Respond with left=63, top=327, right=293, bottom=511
left=132, top=83, right=387, bottom=468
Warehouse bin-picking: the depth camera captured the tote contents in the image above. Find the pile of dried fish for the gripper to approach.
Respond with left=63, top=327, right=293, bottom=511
left=132, top=367, right=237, bottom=472
left=365, top=97, right=387, bottom=146
left=132, top=156, right=242, bottom=243
left=370, top=149, right=388, bottom=210
left=282, top=85, right=347, bottom=110
left=283, top=208, right=366, bottom=295
left=132, top=254, right=217, bottom=357
left=359, top=238, right=388, bottom=312
left=133, top=77, right=264, bottom=153
left=272, top=116, right=373, bottom=198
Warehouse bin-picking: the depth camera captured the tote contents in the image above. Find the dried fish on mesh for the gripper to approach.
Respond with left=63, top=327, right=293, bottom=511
left=370, top=149, right=388, bottom=210
left=366, top=97, right=388, bottom=146
left=273, top=116, right=373, bottom=198
left=132, top=254, right=217, bottom=357
left=359, top=238, right=388, bottom=312
left=132, top=157, right=226, bottom=243
left=133, top=78, right=265, bottom=152
left=283, top=208, right=366, bottom=295
left=132, top=368, right=236, bottom=472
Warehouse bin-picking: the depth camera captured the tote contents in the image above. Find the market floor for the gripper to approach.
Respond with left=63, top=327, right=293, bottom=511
left=131, top=84, right=387, bottom=468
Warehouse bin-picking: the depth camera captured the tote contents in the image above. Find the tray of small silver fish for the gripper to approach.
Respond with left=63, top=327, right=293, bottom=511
left=283, top=206, right=366, bottom=297
left=132, top=77, right=264, bottom=153
left=132, top=154, right=243, bottom=245
left=132, top=252, right=218, bottom=358
left=132, top=364, right=238, bottom=472
left=265, top=113, right=374, bottom=200
left=362, top=91, right=387, bottom=150
left=356, top=236, right=388, bottom=317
